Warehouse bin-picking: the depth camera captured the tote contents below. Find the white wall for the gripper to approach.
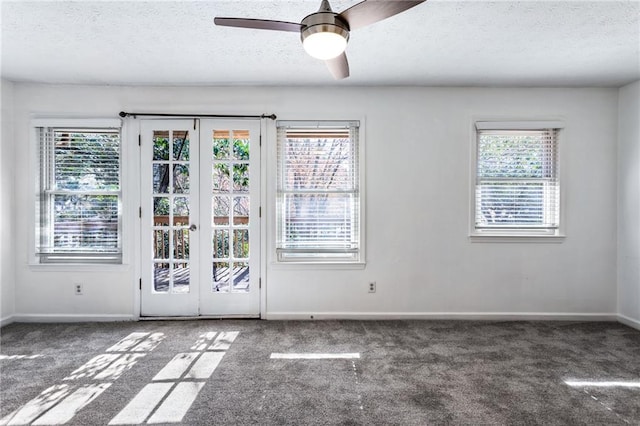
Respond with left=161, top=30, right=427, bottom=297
left=10, top=84, right=619, bottom=320
left=1, top=78, right=16, bottom=325
left=617, top=80, right=640, bottom=329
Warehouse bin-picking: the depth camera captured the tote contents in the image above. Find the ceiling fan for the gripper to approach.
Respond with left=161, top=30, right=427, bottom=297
left=214, top=0, right=426, bottom=80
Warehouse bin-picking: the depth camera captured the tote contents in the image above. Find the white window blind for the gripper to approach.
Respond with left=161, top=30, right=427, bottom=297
left=475, top=127, right=560, bottom=233
left=276, top=121, right=361, bottom=262
left=38, top=127, right=122, bottom=263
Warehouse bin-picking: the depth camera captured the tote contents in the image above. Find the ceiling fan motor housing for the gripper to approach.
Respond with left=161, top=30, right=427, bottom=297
left=300, top=11, right=350, bottom=49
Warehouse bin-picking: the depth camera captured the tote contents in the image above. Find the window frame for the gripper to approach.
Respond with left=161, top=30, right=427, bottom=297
left=469, top=120, right=565, bottom=242
left=275, top=120, right=365, bottom=265
left=33, top=118, right=124, bottom=264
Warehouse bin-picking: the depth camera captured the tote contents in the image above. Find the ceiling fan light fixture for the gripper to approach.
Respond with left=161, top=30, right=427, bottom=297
left=302, top=25, right=349, bottom=60
left=300, top=7, right=350, bottom=61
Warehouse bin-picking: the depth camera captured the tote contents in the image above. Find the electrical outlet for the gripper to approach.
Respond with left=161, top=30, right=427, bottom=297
left=368, top=282, right=376, bottom=293
left=74, top=283, right=83, bottom=295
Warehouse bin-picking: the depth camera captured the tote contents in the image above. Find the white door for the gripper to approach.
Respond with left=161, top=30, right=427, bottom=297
left=198, top=120, right=261, bottom=316
left=140, top=119, right=261, bottom=317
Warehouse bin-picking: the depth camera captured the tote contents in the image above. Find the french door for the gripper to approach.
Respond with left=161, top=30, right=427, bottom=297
left=140, top=119, right=261, bottom=317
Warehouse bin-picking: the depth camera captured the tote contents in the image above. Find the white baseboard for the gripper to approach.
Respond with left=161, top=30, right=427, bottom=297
left=11, top=314, right=136, bottom=323
left=5, top=312, right=628, bottom=324
left=264, top=312, right=619, bottom=321
left=0, top=315, right=14, bottom=327
left=618, top=314, right=640, bottom=331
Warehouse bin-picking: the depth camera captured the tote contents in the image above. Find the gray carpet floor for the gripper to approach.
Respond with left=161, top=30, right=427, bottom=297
left=1, top=320, right=640, bottom=425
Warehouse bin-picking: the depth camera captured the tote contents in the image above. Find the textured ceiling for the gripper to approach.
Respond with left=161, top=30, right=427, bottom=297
left=1, top=0, right=639, bottom=87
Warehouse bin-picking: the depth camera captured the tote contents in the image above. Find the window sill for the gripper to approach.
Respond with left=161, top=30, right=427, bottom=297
left=28, top=263, right=131, bottom=272
left=270, top=261, right=366, bottom=270
left=469, top=234, right=565, bottom=243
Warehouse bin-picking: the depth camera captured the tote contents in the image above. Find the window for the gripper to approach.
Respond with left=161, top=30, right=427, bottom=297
left=37, top=124, right=122, bottom=263
left=276, top=120, right=362, bottom=263
left=473, top=121, right=563, bottom=237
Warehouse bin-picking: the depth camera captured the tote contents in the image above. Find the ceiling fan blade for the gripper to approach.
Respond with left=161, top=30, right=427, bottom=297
left=214, top=17, right=302, bottom=33
left=339, top=0, right=426, bottom=31
left=325, top=53, right=350, bottom=80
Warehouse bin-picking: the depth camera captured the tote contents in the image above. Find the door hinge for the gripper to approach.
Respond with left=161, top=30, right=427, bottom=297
left=138, top=134, right=141, bottom=146
left=139, top=207, right=142, bottom=218
left=259, top=206, right=261, bottom=218
left=259, top=278, right=262, bottom=289
left=259, top=134, right=262, bottom=147
left=139, top=278, right=142, bottom=290
left=193, top=118, right=197, bottom=130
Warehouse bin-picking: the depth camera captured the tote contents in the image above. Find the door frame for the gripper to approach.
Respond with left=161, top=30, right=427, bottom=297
left=134, top=117, right=266, bottom=318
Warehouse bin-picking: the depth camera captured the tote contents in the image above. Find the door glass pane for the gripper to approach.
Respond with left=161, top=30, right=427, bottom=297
left=213, top=164, right=230, bottom=192
left=233, top=196, right=249, bottom=225
left=173, top=165, right=189, bottom=193
left=233, top=132, right=250, bottom=160
left=233, top=229, right=249, bottom=258
left=213, top=229, right=229, bottom=259
left=173, top=263, right=190, bottom=293
left=174, top=229, right=189, bottom=260
left=173, top=197, right=189, bottom=226
left=154, top=197, right=170, bottom=226
left=153, top=164, right=169, bottom=193
left=153, top=230, right=169, bottom=259
left=153, top=131, right=169, bottom=161
left=153, top=263, right=169, bottom=293
left=233, top=164, right=249, bottom=192
left=213, top=262, right=230, bottom=292
left=233, top=262, right=249, bottom=293
left=213, top=132, right=230, bottom=159
left=173, top=131, right=189, bottom=161
left=213, top=196, right=230, bottom=226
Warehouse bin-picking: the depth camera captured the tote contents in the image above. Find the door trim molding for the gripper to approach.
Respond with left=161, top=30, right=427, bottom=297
left=138, top=118, right=262, bottom=318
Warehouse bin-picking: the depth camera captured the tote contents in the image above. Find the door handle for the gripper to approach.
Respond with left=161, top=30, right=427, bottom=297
left=189, top=224, right=197, bottom=231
